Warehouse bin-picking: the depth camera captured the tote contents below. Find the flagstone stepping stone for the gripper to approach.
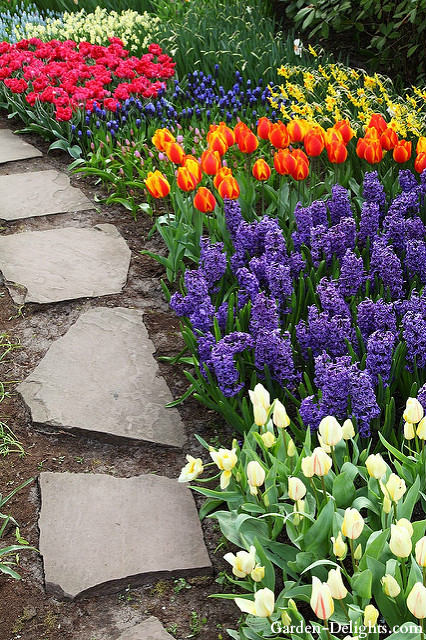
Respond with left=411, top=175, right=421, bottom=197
left=38, top=473, right=212, bottom=600
left=116, top=617, right=174, bottom=640
left=18, top=307, right=186, bottom=447
left=0, top=224, right=131, bottom=304
left=0, top=170, right=92, bottom=220
left=0, top=128, right=42, bottom=163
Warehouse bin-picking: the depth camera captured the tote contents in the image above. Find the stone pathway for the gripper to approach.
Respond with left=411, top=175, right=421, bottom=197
left=0, top=128, right=210, bottom=637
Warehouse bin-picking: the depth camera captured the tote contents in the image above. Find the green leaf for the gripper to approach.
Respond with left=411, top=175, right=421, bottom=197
left=351, top=568, right=372, bottom=600
left=333, top=472, right=356, bottom=508
left=304, top=501, right=334, bottom=554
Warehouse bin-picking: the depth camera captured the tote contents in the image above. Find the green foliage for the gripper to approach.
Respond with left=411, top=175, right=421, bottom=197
left=280, top=0, right=426, bottom=84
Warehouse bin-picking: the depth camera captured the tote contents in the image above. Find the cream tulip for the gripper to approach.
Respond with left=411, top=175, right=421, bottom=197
left=178, top=455, right=203, bottom=482
left=341, top=508, right=364, bottom=540
left=287, top=438, right=296, bottom=457
left=383, top=495, right=392, bottom=514
left=318, top=433, right=331, bottom=453
left=404, top=421, right=415, bottom=440
left=416, top=536, right=426, bottom=567
left=310, top=576, right=334, bottom=620
left=251, top=565, right=265, bottom=582
left=407, top=582, right=426, bottom=619
left=261, top=431, right=276, bottom=448
left=381, top=574, right=401, bottom=598
left=319, top=416, right=343, bottom=447
left=224, top=546, right=256, bottom=578
left=396, top=518, right=413, bottom=537
left=210, top=448, right=237, bottom=489
left=253, top=404, right=268, bottom=427
left=389, top=523, right=412, bottom=558
left=403, top=397, right=424, bottom=424
left=293, top=499, right=305, bottom=525
left=246, top=460, right=265, bottom=495
left=311, top=447, right=332, bottom=476
left=301, top=455, right=314, bottom=478
left=272, top=399, right=290, bottom=429
left=365, top=453, right=387, bottom=479
left=327, top=567, right=347, bottom=600
left=417, top=417, right=426, bottom=440
left=234, top=587, right=275, bottom=617
left=248, top=383, right=270, bottom=411
left=288, top=476, right=307, bottom=501
left=342, top=419, right=355, bottom=440
left=331, top=532, right=347, bottom=559
left=354, top=544, right=362, bottom=560
left=363, top=604, right=379, bottom=627
left=383, top=473, right=406, bottom=503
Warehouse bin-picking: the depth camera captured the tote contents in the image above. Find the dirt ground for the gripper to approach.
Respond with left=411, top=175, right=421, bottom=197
left=0, top=115, right=238, bottom=640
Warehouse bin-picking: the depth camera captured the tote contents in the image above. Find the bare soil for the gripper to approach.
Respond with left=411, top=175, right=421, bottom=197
left=0, top=115, right=237, bottom=640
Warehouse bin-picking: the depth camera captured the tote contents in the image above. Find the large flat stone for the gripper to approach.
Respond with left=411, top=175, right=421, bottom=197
left=39, top=473, right=211, bottom=600
left=116, top=618, right=174, bottom=640
left=0, top=170, right=92, bottom=220
left=0, top=128, right=42, bottom=163
left=0, top=224, right=130, bottom=304
left=18, top=307, right=186, bottom=447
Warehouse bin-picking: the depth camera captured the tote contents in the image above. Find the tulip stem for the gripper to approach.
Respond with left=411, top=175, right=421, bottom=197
left=320, top=475, right=327, bottom=501
left=338, top=598, right=349, bottom=619
left=401, top=557, right=407, bottom=589
left=324, top=619, right=332, bottom=640
left=331, top=446, right=339, bottom=473
left=393, top=501, right=398, bottom=524
left=310, top=478, right=321, bottom=511
left=423, top=566, right=426, bottom=587
left=348, top=539, right=357, bottom=573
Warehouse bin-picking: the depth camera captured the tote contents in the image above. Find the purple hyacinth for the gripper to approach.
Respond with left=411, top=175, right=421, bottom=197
left=197, top=332, right=216, bottom=378
left=310, top=224, right=332, bottom=266
left=289, top=251, right=306, bottom=277
left=339, top=249, right=365, bottom=297
left=328, top=217, right=356, bottom=259
left=349, top=365, right=381, bottom=437
left=264, top=227, right=287, bottom=264
left=249, top=292, right=279, bottom=337
left=210, top=332, right=254, bottom=396
left=405, top=240, right=426, bottom=284
left=314, top=353, right=352, bottom=418
left=265, top=262, right=293, bottom=310
left=370, top=238, right=404, bottom=299
left=363, top=170, right=386, bottom=210
left=358, top=201, right=380, bottom=246
left=402, top=311, right=426, bottom=370
left=293, top=202, right=313, bottom=249
left=399, top=169, right=418, bottom=193
left=417, top=383, right=426, bottom=410
left=215, top=301, right=229, bottom=332
left=296, top=306, right=354, bottom=358
left=236, top=267, right=260, bottom=307
left=356, top=298, right=396, bottom=341
left=317, top=277, right=350, bottom=317
left=199, top=237, right=226, bottom=290
left=254, top=329, right=296, bottom=386
left=224, top=198, right=244, bottom=240
left=327, top=184, right=352, bottom=225
left=366, top=329, right=396, bottom=386
left=299, top=395, right=324, bottom=431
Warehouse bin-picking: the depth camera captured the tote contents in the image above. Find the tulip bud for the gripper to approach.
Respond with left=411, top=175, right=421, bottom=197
left=272, top=399, right=290, bottom=428
left=403, top=397, right=424, bottom=424
left=342, top=419, right=355, bottom=440
left=281, top=611, right=292, bottom=626
left=365, top=453, right=387, bottom=479
left=178, top=455, right=204, bottom=482
left=389, top=523, right=412, bottom=558
left=235, top=587, right=275, bottom=618
left=407, top=582, right=426, bottom=619
left=210, top=448, right=238, bottom=472
left=318, top=433, right=331, bottom=453
left=327, top=567, right=347, bottom=600
left=253, top=404, right=268, bottom=427
left=287, top=438, right=296, bottom=457
left=341, top=508, right=364, bottom=540
left=354, top=544, right=362, bottom=560
left=381, top=574, right=401, bottom=598
left=224, top=545, right=256, bottom=578
left=397, top=518, right=414, bottom=537
left=248, top=383, right=270, bottom=411
left=302, top=455, right=314, bottom=478
left=404, top=421, right=415, bottom=440
left=364, top=604, right=379, bottom=627
left=416, top=537, right=426, bottom=567
left=288, top=477, right=307, bottom=501
left=311, top=447, right=332, bottom=476
left=383, top=495, right=392, bottom=513
left=417, top=417, right=426, bottom=440
left=288, top=598, right=299, bottom=613
left=310, top=576, right=334, bottom=620
left=261, top=431, right=276, bottom=448
left=293, top=499, right=305, bottom=525
left=319, top=416, right=343, bottom=446
left=384, top=473, right=407, bottom=503
left=331, top=532, right=347, bottom=559
left=251, top=565, right=265, bottom=582
left=246, top=461, right=265, bottom=495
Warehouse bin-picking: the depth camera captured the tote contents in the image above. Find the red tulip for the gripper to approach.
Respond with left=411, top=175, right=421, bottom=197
left=326, top=141, right=348, bottom=163
left=208, top=131, right=228, bottom=156
left=218, top=175, right=240, bottom=199
left=177, top=166, right=199, bottom=192
left=364, top=140, right=383, bottom=164
left=268, top=121, right=290, bottom=149
left=165, top=141, right=185, bottom=164
left=193, top=186, right=217, bottom=212
left=252, top=158, right=271, bottom=181
left=304, top=128, right=325, bottom=157
left=200, top=149, right=221, bottom=175
left=290, top=155, right=309, bottom=180
left=213, top=166, right=233, bottom=188
left=183, top=155, right=202, bottom=183
left=238, top=128, right=259, bottom=153
left=334, top=119, right=354, bottom=144
left=380, top=127, right=398, bottom=150
left=145, top=170, right=170, bottom=198
left=234, top=121, right=250, bottom=145
left=368, top=113, right=388, bottom=134
left=273, top=148, right=296, bottom=175
left=415, top=152, right=426, bottom=173
left=152, top=127, right=175, bottom=151
left=393, top=140, right=412, bottom=163
left=257, top=116, right=272, bottom=140
left=287, top=118, right=308, bottom=143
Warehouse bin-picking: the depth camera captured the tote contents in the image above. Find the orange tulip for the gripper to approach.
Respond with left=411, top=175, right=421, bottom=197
left=165, top=141, right=185, bottom=164
left=334, top=120, right=354, bottom=144
left=393, top=140, right=412, bottom=163
left=183, top=155, right=202, bottom=183
left=356, top=137, right=368, bottom=159
left=268, top=121, right=290, bottom=149
left=234, top=121, right=250, bottom=144
left=326, top=141, right=347, bottom=163
left=200, top=149, right=221, bottom=175
left=208, top=131, right=228, bottom=156
left=257, top=116, right=272, bottom=140
left=274, top=148, right=296, bottom=175
left=364, top=140, right=383, bottom=164
left=292, top=148, right=309, bottom=164
left=252, top=158, right=271, bottom=181
left=193, top=186, right=217, bottom=212
left=287, top=118, right=309, bottom=143
left=290, top=155, right=309, bottom=180
left=215, top=122, right=235, bottom=146
left=304, top=128, right=325, bottom=156
left=415, top=152, right=426, bottom=173
left=176, top=166, right=199, bottom=192
left=218, top=175, right=240, bottom=199
left=145, top=170, right=170, bottom=198
left=417, top=137, right=426, bottom=155
left=368, top=113, right=388, bottom=134
left=152, top=127, right=175, bottom=151
left=324, top=127, right=344, bottom=146
left=380, top=127, right=398, bottom=150
left=214, top=166, right=233, bottom=189
left=238, top=128, right=259, bottom=153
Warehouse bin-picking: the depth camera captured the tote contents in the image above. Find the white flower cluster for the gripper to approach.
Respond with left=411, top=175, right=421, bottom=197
left=20, top=6, right=160, bottom=51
